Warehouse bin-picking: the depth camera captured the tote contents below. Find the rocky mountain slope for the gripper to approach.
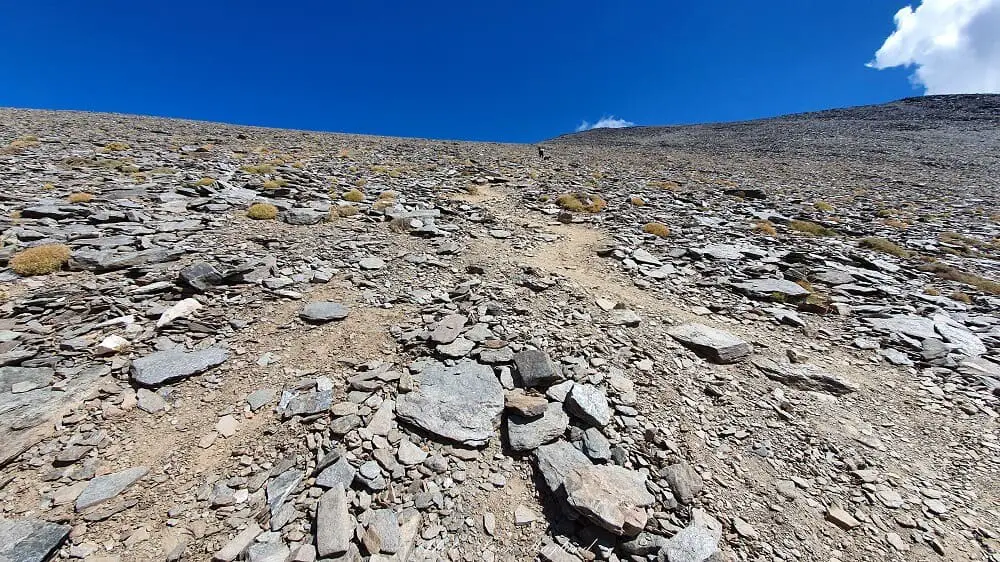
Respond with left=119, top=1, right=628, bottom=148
left=0, top=97, right=998, bottom=562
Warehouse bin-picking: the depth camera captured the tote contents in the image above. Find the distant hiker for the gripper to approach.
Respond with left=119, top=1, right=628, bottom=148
left=537, top=146, right=545, bottom=159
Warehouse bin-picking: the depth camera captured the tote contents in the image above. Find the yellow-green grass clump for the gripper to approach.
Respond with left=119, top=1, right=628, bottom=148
left=789, top=220, right=836, bottom=236
left=860, top=237, right=911, bottom=258
left=102, top=141, right=130, bottom=152
left=246, top=203, right=278, bottom=220
left=642, top=222, right=671, bottom=238
left=950, top=291, right=972, bottom=304
left=241, top=163, right=275, bottom=175
left=343, top=188, right=365, bottom=203
left=262, top=179, right=288, bottom=189
left=918, top=262, right=1000, bottom=295
left=9, top=244, right=71, bottom=276
left=67, top=192, right=94, bottom=204
left=556, top=193, right=606, bottom=213
left=330, top=204, right=359, bottom=219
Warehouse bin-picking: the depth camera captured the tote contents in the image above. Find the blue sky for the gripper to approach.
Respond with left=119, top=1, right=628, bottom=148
left=0, top=1, right=983, bottom=142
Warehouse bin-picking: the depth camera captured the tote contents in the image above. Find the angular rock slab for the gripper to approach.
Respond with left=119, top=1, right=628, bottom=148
left=731, top=278, right=810, bottom=301
left=300, top=301, right=349, bottom=323
left=564, top=464, right=655, bottom=536
left=507, top=402, right=569, bottom=452
left=533, top=440, right=591, bottom=496
left=866, top=315, right=936, bottom=341
left=668, top=323, right=751, bottom=363
left=75, top=466, right=148, bottom=511
left=130, top=347, right=228, bottom=387
left=396, top=360, right=503, bottom=447
left=663, top=523, right=721, bottom=562
left=513, top=349, right=562, bottom=387
left=565, top=384, right=612, bottom=427
left=316, top=484, right=352, bottom=558
left=752, top=357, right=857, bottom=396
left=0, top=519, right=70, bottom=562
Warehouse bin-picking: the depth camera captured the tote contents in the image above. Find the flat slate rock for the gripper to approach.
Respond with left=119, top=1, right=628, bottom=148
left=668, top=323, right=751, bottom=364
left=300, top=301, right=349, bottom=323
left=752, top=357, right=857, bottom=396
left=0, top=519, right=71, bottom=562
left=866, top=315, right=937, bottom=341
left=396, top=360, right=503, bottom=447
left=731, top=278, right=810, bottom=300
left=76, top=466, right=148, bottom=511
left=130, top=347, right=228, bottom=387
left=507, top=402, right=569, bottom=452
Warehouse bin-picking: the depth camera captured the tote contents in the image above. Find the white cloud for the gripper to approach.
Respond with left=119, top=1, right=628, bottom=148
left=868, top=0, right=1000, bottom=94
left=575, top=115, right=635, bottom=132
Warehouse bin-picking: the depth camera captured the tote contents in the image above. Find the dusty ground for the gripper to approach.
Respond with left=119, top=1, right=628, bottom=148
left=0, top=98, right=998, bottom=561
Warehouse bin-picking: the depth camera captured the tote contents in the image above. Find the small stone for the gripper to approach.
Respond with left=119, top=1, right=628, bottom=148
left=136, top=389, right=166, bottom=414
left=565, top=384, right=612, bottom=427
left=96, top=335, right=130, bottom=355
left=826, top=505, right=861, bottom=530
left=216, top=415, right=239, bottom=438
left=513, top=505, right=537, bottom=526
left=396, top=439, right=428, bottom=466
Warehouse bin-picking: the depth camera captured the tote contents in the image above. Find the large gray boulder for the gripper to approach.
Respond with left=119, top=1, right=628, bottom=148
left=396, top=360, right=503, bottom=447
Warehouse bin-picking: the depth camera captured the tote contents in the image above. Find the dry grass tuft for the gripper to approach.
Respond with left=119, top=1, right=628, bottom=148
left=860, top=237, right=911, bottom=258
left=752, top=220, right=777, bottom=236
left=343, top=188, right=365, bottom=203
left=262, top=179, right=288, bottom=189
left=241, top=163, right=275, bottom=175
left=101, top=141, right=130, bottom=152
left=246, top=203, right=278, bottom=220
left=882, top=218, right=909, bottom=229
left=918, top=262, right=1000, bottom=295
left=789, top=220, right=836, bottom=236
left=642, top=222, right=671, bottom=238
left=950, top=290, right=973, bottom=304
left=9, top=244, right=71, bottom=276
left=648, top=180, right=679, bottom=190
left=330, top=204, right=359, bottom=219
left=3, top=135, right=40, bottom=153
left=556, top=193, right=606, bottom=213
left=67, top=192, right=94, bottom=204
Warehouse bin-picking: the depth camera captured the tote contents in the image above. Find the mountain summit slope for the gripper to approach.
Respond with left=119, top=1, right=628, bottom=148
left=0, top=103, right=997, bottom=561
left=552, top=94, right=1000, bottom=173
